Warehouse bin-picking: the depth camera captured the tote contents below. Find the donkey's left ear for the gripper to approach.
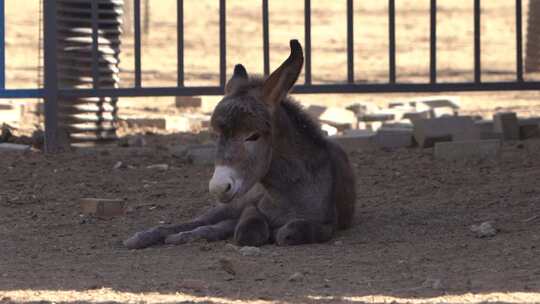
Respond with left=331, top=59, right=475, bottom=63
left=225, top=64, right=249, bottom=95
left=262, top=40, right=303, bottom=110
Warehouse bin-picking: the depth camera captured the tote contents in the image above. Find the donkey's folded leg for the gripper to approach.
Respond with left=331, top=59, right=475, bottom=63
left=234, top=206, right=270, bottom=247
left=274, top=219, right=335, bottom=246
left=164, top=219, right=237, bottom=245
left=124, top=204, right=235, bottom=249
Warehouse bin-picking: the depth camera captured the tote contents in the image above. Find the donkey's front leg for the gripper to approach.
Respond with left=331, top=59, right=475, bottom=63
left=124, top=204, right=235, bottom=249
left=164, top=219, right=237, bottom=244
left=234, top=206, right=271, bottom=246
left=274, top=219, right=334, bottom=246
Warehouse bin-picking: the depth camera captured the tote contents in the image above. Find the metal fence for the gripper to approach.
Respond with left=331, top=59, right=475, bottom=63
left=0, top=0, right=539, bottom=153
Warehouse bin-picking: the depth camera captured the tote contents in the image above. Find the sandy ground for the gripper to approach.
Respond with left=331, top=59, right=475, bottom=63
left=1, top=133, right=540, bottom=303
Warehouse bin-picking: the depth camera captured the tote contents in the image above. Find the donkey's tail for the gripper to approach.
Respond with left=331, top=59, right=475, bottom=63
left=328, top=141, right=356, bottom=230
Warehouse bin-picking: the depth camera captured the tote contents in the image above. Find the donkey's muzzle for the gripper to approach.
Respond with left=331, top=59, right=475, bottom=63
left=209, top=166, right=238, bottom=203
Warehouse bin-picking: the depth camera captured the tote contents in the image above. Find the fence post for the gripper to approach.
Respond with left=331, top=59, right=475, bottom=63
left=43, top=0, right=60, bottom=153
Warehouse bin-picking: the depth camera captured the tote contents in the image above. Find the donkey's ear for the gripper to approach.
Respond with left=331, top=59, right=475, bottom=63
left=225, top=64, right=249, bottom=95
left=262, top=40, right=303, bottom=110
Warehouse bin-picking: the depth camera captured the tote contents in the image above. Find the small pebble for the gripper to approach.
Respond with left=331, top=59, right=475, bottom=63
left=288, top=272, right=304, bottom=282
left=470, top=221, right=497, bottom=238
left=113, top=161, right=124, bottom=170
left=239, top=246, right=262, bottom=257
left=146, top=164, right=169, bottom=171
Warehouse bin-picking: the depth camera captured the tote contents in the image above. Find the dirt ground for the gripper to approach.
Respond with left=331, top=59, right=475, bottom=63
left=1, top=133, right=540, bottom=304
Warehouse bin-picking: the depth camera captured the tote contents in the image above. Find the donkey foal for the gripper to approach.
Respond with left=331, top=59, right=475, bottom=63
left=124, top=40, right=356, bottom=249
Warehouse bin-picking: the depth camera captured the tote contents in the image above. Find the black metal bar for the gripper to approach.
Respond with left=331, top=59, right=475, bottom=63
left=430, top=0, right=437, bottom=84
left=43, top=0, right=60, bottom=152
left=134, top=0, right=142, bottom=87
left=0, top=89, right=44, bottom=98
left=177, top=0, right=184, bottom=86
left=262, top=0, right=270, bottom=76
left=91, top=0, right=99, bottom=89
left=304, top=0, right=312, bottom=84
left=474, top=0, right=481, bottom=83
left=57, top=81, right=540, bottom=98
left=388, top=0, right=396, bottom=83
left=347, top=0, right=354, bottom=83
left=516, top=0, right=523, bottom=82
left=219, top=0, right=226, bottom=87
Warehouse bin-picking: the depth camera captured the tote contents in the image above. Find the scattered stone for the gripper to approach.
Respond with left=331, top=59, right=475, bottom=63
left=494, top=112, right=519, bottom=141
left=80, top=198, right=125, bottom=217
left=0, top=143, right=31, bottom=152
left=374, top=128, right=413, bottom=149
left=0, top=123, right=13, bottom=142
left=118, top=135, right=146, bottom=147
left=288, top=272, right=304, bottom=282
left=113, top=161, right=124, bottom=170
left=423, top=278, right=443, bottom=290
left=413, top=116, right=479, bottom=148
left=434, top=139, right=501, bottom=161
left=125, top=118, right=166, bottom=129
left=225, top=243, right=239, bottom=252
left=470, top=221, right=497, bottom=238
left=239, top=246, right=262, bottom=257
left=329, top=132, right=375, bottom=152
left=175, top=96, right=202, bottom=108
left=146, top=164, right=169, bottom=171
left=306, top=105, right=358, bottom=130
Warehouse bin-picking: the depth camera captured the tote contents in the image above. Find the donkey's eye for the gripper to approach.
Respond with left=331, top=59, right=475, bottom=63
left=245, top=133, right=260, bottom=142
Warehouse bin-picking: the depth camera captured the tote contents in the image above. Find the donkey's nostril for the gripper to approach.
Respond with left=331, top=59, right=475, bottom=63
left=225, top=183, right=232, bottom=193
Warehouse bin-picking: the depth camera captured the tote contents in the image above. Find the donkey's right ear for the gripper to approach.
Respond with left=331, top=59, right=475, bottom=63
left=225, top=64, right=249, bottom=95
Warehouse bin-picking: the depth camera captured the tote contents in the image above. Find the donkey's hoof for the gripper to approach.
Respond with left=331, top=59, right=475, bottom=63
left=234, top=219, right=270, bottom=247
left=164, top=231, right=200, bottom=245
left=123, top=229, right=162, bottom=249
left=275, top=220, right=312, bottom=246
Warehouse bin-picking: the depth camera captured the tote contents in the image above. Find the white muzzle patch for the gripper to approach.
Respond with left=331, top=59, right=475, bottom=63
left=208, top=166, right=240, bottom=199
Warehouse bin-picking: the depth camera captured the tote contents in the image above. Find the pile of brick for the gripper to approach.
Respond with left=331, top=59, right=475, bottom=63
left=303, top=96, right=540, bottom=160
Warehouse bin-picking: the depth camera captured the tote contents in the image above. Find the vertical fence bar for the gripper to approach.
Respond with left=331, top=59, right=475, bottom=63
left=347, top=0, right=354, bottom=83
left=516, top=0, right=523, bottom=82
left=0, top=0, right=5, bottom=89
left=304, top=0, right=312, bottom=84
left=474, top=0, right=481, bottom=83
left=219, top=0, right=226, bottom=87
left=177, top=0, right=184, bottom=86
left=134, top=0, right=142, bottom=87
left=388, top=0, right=396, bottom=83
left=91, top=0, right=100, bottom=89
left=262, top=0, right=270, bottom=76
left=43, top=0, right=60, bottom=152
left=430, top=0, right=437, bottom=84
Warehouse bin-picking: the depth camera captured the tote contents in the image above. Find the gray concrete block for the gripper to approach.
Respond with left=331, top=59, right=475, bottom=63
left=434, top=139, right=501, bottom=161
left=374, top=128, right=413, bottom=149
left=358, top=113, right=395, bottom=122
left=518, top=118, right=540, bottom=140
left=0, top=143, right=31, bottom=152
left=413, top=116, right=479, bottom=148
left=494, top=112, right=519, bottom=141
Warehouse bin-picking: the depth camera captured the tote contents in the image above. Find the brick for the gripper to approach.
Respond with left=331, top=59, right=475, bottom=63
left=0, top=143, right=31, bottom=152
left=374, top=128, right=413, bottom=149
left=175, top=96, right=202, bottom=108
left=493, top=112, right=519, bottom=141
left=321, top=124, right=338, bottom=136
left=345, top=102, right=380, bottom=115
left=306, top=105, right=356, bottom=131
left=419, top=98, right=460, bottom=110
left=518, top=118, right=540, bottom=140
left=80, top=198, right=125, bottom=217
left=329, top=132, right=375, bottom=152
left=403, top=111, right=430, bottom=123
left=434, top=139, right=501, bottom=161
left=474, top=120, right=502, bottom=140
left=358, top=113, right=394, bottom=122
left=125, top=118, right=166, bottom=129
left=413, top=116, right=479, bottom=148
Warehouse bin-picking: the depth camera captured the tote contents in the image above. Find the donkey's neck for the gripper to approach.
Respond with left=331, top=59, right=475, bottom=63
left=261, top=101, right=329, bottom=194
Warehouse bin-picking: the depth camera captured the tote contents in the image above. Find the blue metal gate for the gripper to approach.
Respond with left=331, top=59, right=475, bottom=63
left=0, top=0, right=538, bottom=152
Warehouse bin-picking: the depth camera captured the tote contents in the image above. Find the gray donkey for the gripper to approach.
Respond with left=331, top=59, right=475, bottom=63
left=124, top=40, right=356, bottom=249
